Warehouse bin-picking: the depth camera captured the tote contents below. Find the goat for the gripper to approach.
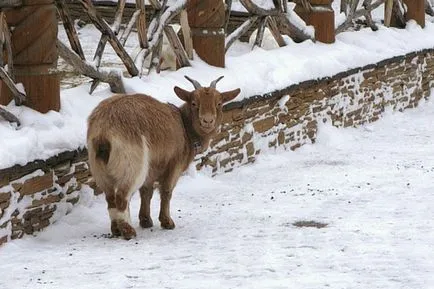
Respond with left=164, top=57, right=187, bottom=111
left=87, top=76, right=241, bottom=239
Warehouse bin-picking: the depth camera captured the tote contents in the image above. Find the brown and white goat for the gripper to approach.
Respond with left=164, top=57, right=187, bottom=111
left=87, top=76, right=241, bottom=239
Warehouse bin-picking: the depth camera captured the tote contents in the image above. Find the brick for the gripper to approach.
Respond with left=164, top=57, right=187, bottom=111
left=20, top=172, right=54, bottom=196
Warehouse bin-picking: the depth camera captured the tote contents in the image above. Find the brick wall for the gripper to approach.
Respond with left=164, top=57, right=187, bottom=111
left=1, top=49, right=433, bottom=246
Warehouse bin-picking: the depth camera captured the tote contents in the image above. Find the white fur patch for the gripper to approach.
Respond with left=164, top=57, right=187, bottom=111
left=130, top=136, right=150, bottom=193
left=108, top=208, right=131, bottom=224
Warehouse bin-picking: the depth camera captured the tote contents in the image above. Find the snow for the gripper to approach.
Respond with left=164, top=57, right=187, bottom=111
left=1, top=94, right=434, bottom=289
left=1, top=12, right=434, bottom=170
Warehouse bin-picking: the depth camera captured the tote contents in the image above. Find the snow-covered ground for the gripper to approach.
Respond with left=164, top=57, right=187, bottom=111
left=1, top=94, right=434, bottom=289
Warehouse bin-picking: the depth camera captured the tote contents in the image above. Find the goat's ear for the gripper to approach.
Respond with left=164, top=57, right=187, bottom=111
left=174, top=86, right=192, bottom=102
left=221, top=88, right=241, bottom=103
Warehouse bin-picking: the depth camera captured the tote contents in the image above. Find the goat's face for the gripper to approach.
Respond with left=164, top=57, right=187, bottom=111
left=174, top=76, right=241, bottom=135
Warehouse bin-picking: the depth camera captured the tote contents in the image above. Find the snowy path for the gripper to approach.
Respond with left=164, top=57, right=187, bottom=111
left=1, top=99, right=434, bottom=289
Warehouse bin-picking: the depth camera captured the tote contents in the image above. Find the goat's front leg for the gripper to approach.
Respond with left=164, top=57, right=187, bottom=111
left=159, top=170, right=181, bottom=230
left=159, top=189, right=175, bottom=229
left=139, top=182, right=154, bottom=228
left=114, top=188, right=136, bottom=240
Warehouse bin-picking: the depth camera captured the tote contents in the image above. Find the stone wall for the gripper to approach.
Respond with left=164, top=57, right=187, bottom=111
left=1, top=49, right=433, bottom=246
left=0, top=150, right=96, bottom=246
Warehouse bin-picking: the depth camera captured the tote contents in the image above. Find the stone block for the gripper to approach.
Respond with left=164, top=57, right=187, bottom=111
left=253, top=117, right=275, bottom=133
left=0, top=192, right=11, bottom=203
left=20, top=171, right=54, bottom=196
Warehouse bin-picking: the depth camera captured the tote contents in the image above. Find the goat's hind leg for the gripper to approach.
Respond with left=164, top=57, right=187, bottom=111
left=105, top=189, right=121, bottom=237
left=139, top=182, right=154, bottom=228
left=114, top=188, right=137, bottom=240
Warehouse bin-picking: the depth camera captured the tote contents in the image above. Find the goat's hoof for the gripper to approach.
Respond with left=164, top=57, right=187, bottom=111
left=118, top=221, right=137, bottom=240
left=111, top=220, right=121, bottom=237
left=160, top=217, right=175, bottom=230
left=139, top=217, right=153, bottom=228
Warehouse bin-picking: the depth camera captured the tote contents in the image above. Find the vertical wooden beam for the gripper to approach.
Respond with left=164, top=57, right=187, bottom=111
left=136, top=0, right=147, bottom=49
left=2, top=0, right=60, bottom=113
left=187, top=0, right=225, bottom=67
left=294, top=0, right=335, bottom=44
left=403, top=0, right=425, bottom=28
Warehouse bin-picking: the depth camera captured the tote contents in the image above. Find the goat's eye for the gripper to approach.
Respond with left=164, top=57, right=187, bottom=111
left=191, top=101, right=197, bottom=107
left=217, top=102, right=222, bottom=107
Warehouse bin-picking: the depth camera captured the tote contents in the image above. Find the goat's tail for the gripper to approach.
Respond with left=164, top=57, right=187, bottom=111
left=93, top=136, right=111, bottom=165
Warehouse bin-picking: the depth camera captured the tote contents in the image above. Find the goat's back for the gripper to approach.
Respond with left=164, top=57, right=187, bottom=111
left=87, top=94, right=186, bottom=193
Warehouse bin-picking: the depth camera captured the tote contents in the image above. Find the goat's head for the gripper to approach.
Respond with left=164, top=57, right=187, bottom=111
left=174, top=76, right=241, bottom=134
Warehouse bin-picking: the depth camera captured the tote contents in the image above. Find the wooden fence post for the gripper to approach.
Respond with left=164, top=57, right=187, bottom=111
left=403, top=0, right=425, bottom=28
left=187, top=0, right=225, bottom=67
left=294, top=0, right=335, bottom=44
left=1, top=0, right=60, bottom=113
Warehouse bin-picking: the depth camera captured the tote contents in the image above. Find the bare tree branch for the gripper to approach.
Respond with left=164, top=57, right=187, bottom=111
left=57, top=40, right=125, bottom=93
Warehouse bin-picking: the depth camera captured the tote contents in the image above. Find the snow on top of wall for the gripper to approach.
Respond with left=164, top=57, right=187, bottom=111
left=1, top=19, right=434, bottom=170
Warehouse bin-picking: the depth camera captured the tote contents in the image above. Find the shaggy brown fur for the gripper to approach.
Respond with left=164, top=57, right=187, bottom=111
left=87, top=76, right=240, bottom=240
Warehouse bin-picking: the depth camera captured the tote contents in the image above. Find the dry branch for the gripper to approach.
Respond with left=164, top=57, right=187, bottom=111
left=55, top=0, right=85, bottom=60
left=336, top=0, right=384, bottom=33
left=0, top=0, right=22, bottom=8
left=266, top=16, right=286, bottom=47
left=385, top=0, right=393, bottom=26
left=148, top=0, right=162, bottom=10
left=78, top=0, right=138, bottom=76
left=0, top=67, right=26, bottom=106
left=57, top=40, right=125, bottom=93
left=253, top=17, right=267, bottom=49
left=0, top=14, right=25, bottom=106
left=135, top=0, right=186, bottom=75
left=392, top=0, right=405, bottom=28
left=426, top=0, right=434, bottom=16
left=225, top=16, right=259, bottom=52
left=136, top=0, right=147, bottom=49
left=90, top=0, right=126, bottom=93
left=120, top=10, right=141, bottom=46
left=224, top=0, right=233, bottom=32
left=180, top=9, right=193, bottom=59
left=0, top=106, right=20, bottom=126
left=164, top=25, right=190, bottom=68
left=275, top=13, right=312, bottom=42
left=239, top=0, right=280, bottom=16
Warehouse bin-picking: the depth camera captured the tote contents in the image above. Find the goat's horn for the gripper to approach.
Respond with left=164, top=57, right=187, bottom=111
left=210, top=76, right=224, bottom=89
left=184, top=76, right=202, bottom=90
